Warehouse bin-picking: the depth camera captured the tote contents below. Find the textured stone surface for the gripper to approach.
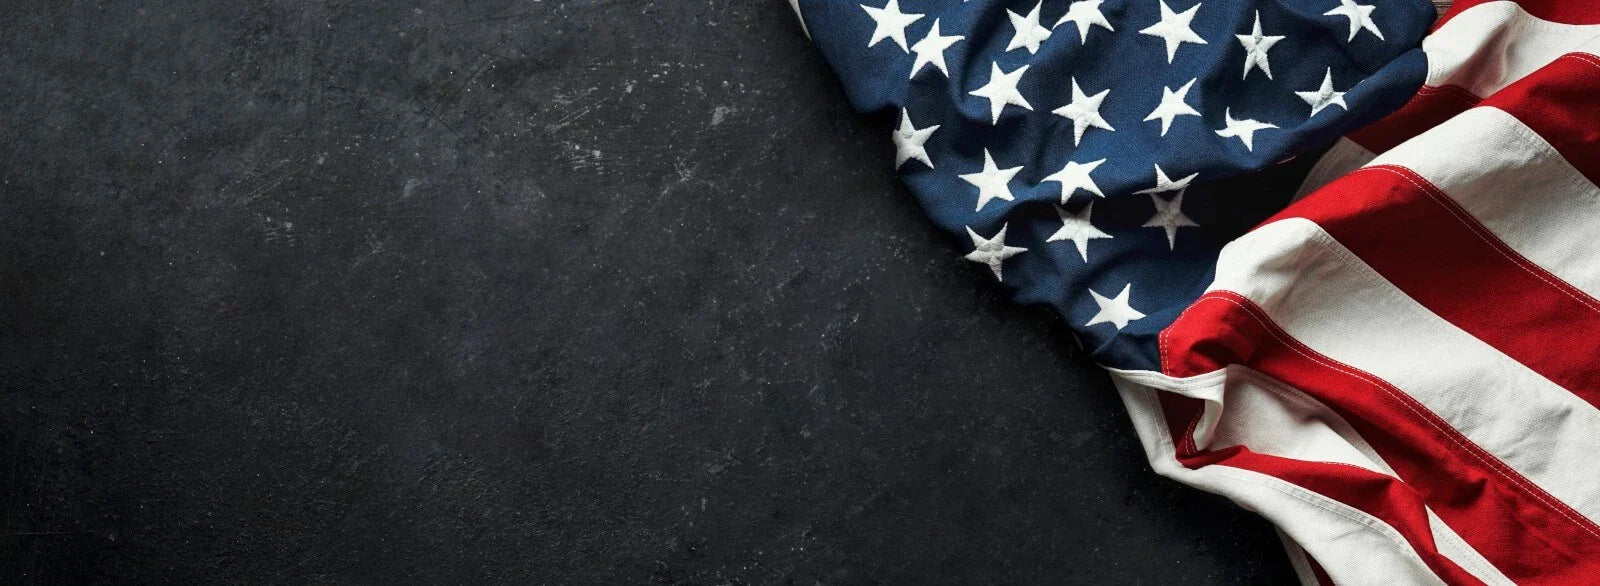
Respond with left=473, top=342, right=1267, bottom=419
left=1, top=1, right=1294, bottom=582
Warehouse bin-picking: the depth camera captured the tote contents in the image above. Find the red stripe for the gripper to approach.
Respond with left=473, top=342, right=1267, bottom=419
left=1478, top=52, right=1600, bottom=186
left=1230, top=454, right=1484, bottom=585
left=1435, top=0, right=1600, bottom=30
left=1347, top=84, right=1478, bottom=154
left=1161, top=292, right=1600, bottom=583
left=1351, top=37, right=1600, bottom=158
left=1300, top=52, right=1600, bottom=410
left=1268, top=165, right=1600, bottom=412
left=1156, top=392, right=1482, bottom=584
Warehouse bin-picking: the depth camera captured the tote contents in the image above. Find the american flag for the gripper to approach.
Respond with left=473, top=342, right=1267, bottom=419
left=790, top=0, right=1600, bottom=582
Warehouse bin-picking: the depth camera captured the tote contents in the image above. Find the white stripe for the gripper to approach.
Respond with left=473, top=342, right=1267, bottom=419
left=1111, top=377, right=1448, bottom=586
left=1295, top=138, right=1375, bottom=201
left=1366, top=106, right=1600, bottom=299
left=1113, top=367, right=1512, bottom=585
left=1208, top=218, right=1600, bottom=525
left=788, top=0, right=810, bottom=39
left=1112, top=366, right=1391, bottom=474
left=1424, top=1, right=1600, bottom=94
left=1426, top=507, right=1515, bottom=586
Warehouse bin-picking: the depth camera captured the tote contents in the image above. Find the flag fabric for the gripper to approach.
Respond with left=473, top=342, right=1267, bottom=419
left=790, top=0, right=1600, bottom=583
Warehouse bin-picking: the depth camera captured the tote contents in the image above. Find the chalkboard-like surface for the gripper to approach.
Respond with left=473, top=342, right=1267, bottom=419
left=0, top=2, right=1338, bottom=583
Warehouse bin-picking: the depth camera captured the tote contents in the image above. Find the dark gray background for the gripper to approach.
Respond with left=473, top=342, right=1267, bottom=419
left=0, top=1, right=1296, bottom=582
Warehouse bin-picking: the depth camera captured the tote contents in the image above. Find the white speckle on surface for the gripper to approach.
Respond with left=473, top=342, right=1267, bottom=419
left=710, top=106, right=734, bottom=126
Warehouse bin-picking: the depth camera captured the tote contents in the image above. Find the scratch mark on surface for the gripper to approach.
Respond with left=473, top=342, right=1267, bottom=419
left=545, top=88, right=606, bottom=134
left=238, top=170, right=296, bottom=206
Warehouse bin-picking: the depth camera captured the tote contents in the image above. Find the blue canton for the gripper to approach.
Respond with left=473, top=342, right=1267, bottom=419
left=794, top=0, right=1437, bottom=370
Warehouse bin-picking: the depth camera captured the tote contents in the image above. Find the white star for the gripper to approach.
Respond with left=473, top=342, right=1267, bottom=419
left=861, top=0, right=924, bottom=52
left=959, top=149, right=1024, bottom=211
left=1056, top=0, right=1115, bottom=44
left=1296, top=68, right=1349, bottom=117
left=1214, top=108, right=1277, bottom=151
left=1048, top=202, right=1113, bottom=262
left=1135, top=163, right=1198, bottom=196
left=1236, top=11, right=1285, bottom=80
left=1052, top=78, right=1114, bottom=146
left=1086, top=284, right=1146, bottom=330
left=1042, top=158, right=1106, bottom=202
left=892, top=109, right=939, bottom=170
left=1324, top=0, right=1383, bottom=42
left=964, top=224, right=1028, bottom=281
left=1006, top=1, right=1054, bottom=54
left=1139, top=0, right=1208, bottom=64
left=909, top=19, right=965, bottom=79
left=1144, top=78, right=1201, bottom=136
left=1135, top=164, right=1200, bottom=249
left=1143, top=192, right=1199, bottom=249
left=969, top=62, right=1033, bottom=124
